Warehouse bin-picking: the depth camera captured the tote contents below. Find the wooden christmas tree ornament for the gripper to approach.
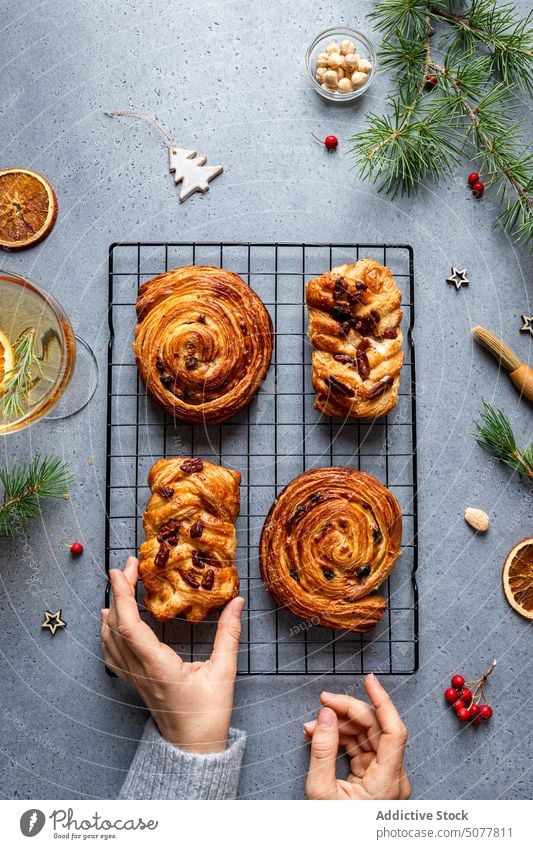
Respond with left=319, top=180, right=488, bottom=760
left=104, top=110, right=223, bottom=202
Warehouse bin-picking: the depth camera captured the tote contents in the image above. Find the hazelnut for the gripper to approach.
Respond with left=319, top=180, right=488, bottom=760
left=316, top=52, right=330, bottom=68
left=326, top=41, right=339, bottom=54
left=357, top=57, right=373, bottom=74
left=343, top=53, right=358, bottom=72
left=323, top=69, right=339, bottom=89
left=315, top=67, right=327, bottom=82
left=337, top=77, right=354, bottom=93
left=336, top=67, right=345, bottom=81
left=351, top=71, right=368, bottom=88
left=328, top=52, right=344, bottom=69
left=340, top=39, right=356, bottom=56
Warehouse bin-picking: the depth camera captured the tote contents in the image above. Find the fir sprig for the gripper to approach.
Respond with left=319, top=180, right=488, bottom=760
left=474, top=400, right=533, bottom=480
left=352, top=0, right=533, bottom=245
left=0, top=456, right=72, bottom=537
left=0, top=328, right=43, bottom=419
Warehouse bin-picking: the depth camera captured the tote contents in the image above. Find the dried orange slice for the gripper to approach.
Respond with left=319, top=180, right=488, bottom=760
left=0, top=328, right=15, bottom=397
left=0, top=168, right=58, bottom=250
left=502, top=537, right=533, bottom=620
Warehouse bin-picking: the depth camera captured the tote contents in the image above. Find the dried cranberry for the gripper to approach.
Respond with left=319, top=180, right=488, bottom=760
left=332, top=305, right=352, bottom=322
left=155, top=359, right=164, bottom=372
left=184, top=356, right=198, bottom=370
left=180, top=458, right=204, bottom=474
left=197, top=315, right=206, bottom=323
left=289, top=568, right=300, bottom=582
left=372, top=526, right=382, bottom=543
left=160, top=374, right=173, bottom=387
left=356, top=564, right=371, bottom=579
left=355, top=280, right=367, bottom=291
left=321, top=567, right=335, bottom=580
left=310, top=492, right=321, bottom=505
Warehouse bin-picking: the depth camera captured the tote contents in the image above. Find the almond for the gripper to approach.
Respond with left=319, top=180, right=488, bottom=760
left=464, top=507, right=490, bottom=533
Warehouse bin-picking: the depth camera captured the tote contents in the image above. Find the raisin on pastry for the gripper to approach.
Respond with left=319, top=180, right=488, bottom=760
left=306, top=259, right=404, bottom=418
left=139, top=457, right=240, bottom=622
left=260, top=467, right=402, bottom=632
left=133, top=266, right=273, bottom=424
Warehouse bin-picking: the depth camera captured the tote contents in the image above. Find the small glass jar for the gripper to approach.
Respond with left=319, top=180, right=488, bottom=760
left=306, top=26, right=377, bottom=102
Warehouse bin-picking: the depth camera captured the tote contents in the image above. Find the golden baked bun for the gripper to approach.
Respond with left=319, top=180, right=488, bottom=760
left=259, top=467, right=402, bottom=632
left=306, top=259, right=404, bottom=418
left=139, top=457, right=241, bottom=622
left=133, top=266, right=274, bottom=424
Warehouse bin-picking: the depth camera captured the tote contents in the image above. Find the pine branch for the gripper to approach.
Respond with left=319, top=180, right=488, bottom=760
left=352, top=0, right=533, bottom=245
left=474, top=400, right=533, bottom=480
left=0, top=456, right=72, bottom=537
left=0, top=328, right=43, bottom=419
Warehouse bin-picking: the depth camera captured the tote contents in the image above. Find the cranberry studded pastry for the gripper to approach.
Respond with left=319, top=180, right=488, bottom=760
left=139, top=457, right=241, bottom=622
left=306, top=259, right=404, bottom=418
left=260, top=467, right=402, bottom=632
left=133, top=266, right=274, bottom=424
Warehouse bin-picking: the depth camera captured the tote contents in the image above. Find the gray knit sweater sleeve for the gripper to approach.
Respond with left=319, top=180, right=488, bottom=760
left=119, top=719, right=246, bottom=800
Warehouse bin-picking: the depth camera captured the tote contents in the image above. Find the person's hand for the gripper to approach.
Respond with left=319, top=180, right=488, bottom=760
left=101, top=556, right=244, bottom=754
left=304, top=674, right=410, bottom=800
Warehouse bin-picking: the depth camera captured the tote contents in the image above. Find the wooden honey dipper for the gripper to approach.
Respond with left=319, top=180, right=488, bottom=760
left=472, top=326, right=533, bottom=403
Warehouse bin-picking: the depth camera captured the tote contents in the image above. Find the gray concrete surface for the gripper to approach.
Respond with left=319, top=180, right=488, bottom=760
left=0, top=0, right=531, bottom=800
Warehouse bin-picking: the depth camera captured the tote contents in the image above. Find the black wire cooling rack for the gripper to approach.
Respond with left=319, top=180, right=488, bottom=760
left=105, top=242, right=419, bottom=675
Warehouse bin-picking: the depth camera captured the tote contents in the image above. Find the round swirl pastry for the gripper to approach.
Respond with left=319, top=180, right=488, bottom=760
left=133, top=266, right=274, bottom=424
left=259, top=467, right=402, bottom=632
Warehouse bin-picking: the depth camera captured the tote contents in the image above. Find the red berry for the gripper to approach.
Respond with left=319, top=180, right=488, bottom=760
left=479, top=704, right=493, bottom=720
left=425, top=74, right=438, bottom=89
left=324, top=135, right=338, bottom=151
left=467, top=172, right=479, bottom=185
left=472, top=181, right=484, bottom=198
left=452, top=699, right=465, bottom=712
left=460, top=688, right=472, bottom=705
left=70, top=542, right=84, bottom=556
left=444, top=687, right=458, bottom=703
left=451, top=674, right=465, bottom=689
left=469, top=704, right=481, bottom=717
left=457, top=708, right=471, bottom=721
left=472, top=717, right=482, bottom=726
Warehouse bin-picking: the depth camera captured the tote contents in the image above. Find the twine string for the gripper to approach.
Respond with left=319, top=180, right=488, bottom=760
left=104, top=110, right=174, bottom=146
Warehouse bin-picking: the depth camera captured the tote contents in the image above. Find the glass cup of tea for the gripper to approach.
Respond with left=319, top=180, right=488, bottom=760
left=0, top=270, right=98, bottom=435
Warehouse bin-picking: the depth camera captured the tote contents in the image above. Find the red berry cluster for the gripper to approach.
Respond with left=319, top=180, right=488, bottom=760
left=444, top=661, right=496, bottom=727
left=467, top=171, right=485, bottom=198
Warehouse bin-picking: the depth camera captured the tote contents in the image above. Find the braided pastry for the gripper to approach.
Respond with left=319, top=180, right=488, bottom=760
left=259, top=467, right=402, bottom=632
left=139, top=457, right=240, bottom=622
left=306, top=259, right=404, bottom=418
left=133, top=266, right=274, bottom=424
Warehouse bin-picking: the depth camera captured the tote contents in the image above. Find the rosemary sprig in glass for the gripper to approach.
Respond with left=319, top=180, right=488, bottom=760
left=0, top=328, right=43, bottom=419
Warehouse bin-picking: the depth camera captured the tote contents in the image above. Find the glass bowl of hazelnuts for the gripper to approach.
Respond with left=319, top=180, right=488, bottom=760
left=306, top=27, right=377, bottom=101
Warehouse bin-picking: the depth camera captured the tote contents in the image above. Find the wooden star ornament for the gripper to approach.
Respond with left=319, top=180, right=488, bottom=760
left=447, top=267, right=469, bottom=290
left=41, top=609, right=66, bottom=636
left=520, top=315, right=533, bottom=336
